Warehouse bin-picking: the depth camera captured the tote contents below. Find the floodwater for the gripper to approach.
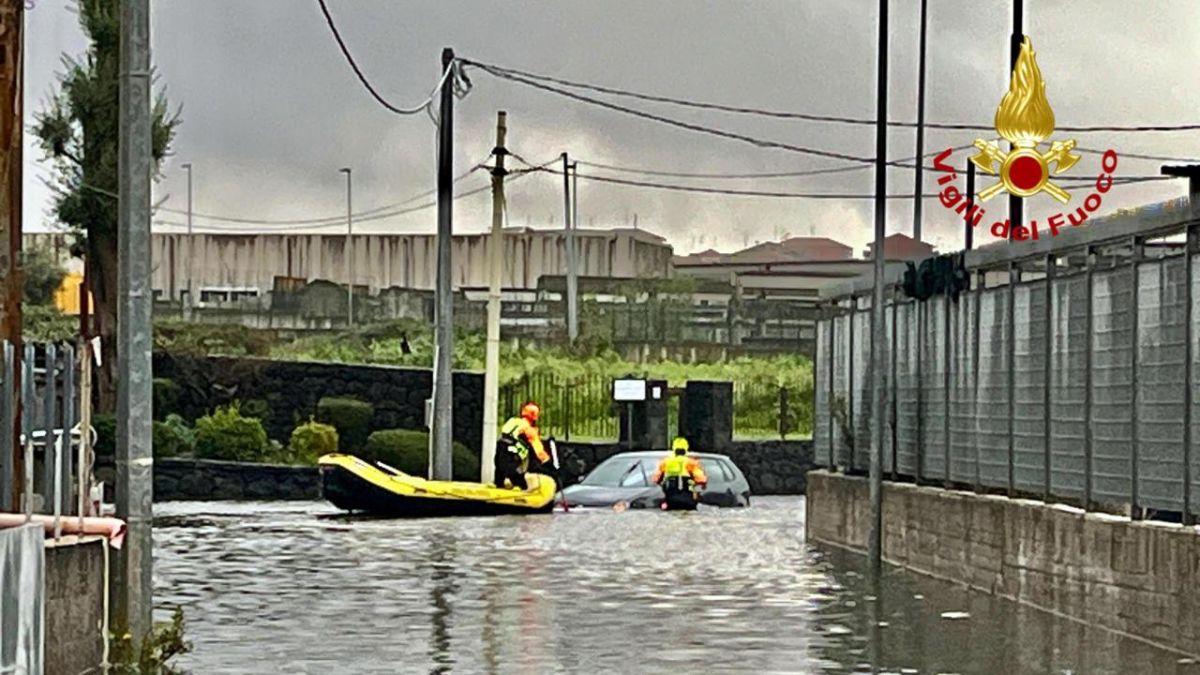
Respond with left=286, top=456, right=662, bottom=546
left=154, top=497, right=1196, bottom=674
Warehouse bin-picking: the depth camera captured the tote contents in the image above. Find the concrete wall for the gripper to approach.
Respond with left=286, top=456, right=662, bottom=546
left=77, top=228, right=671, bottom=298
left=156, top=458, right=319, bottom=501
left=806, top=470, right=1200, bottom=659
left=45, top=537, right=105, bottom=675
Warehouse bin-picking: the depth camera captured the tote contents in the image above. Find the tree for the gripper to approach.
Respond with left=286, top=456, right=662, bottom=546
left=33, top=0, right=180, bottom=411
left=21, top=246, right=66, bottom=306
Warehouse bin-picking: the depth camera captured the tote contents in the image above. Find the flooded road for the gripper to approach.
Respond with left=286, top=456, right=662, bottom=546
left=154, top=497, right=1194, bottom=674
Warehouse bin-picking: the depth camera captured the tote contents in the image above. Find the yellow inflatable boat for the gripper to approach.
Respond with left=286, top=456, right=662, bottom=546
left=318, top=454, right=558, bottom=517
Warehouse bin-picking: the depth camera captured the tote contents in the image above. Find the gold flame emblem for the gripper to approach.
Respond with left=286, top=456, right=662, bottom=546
left=970, top=37, right=1079, bottom=203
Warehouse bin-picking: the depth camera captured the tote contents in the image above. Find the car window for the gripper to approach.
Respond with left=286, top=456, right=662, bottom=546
left=717, top=460, right=736, bottom=483
left=619, top=460, right=653, bottom=487
left=582, top=456, right=646, bottom=487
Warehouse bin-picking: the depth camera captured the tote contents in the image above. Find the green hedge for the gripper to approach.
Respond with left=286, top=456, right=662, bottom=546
left=152, top=414, right=194, bottom=458
left=362, top=429, right=479, bottom=481
left=288, top=419, right=339, bottom=465
left=315, top=397, right=374, bottom=454
left=93, top=413, right=117, bottom=463
left=193, top=404, right=269, bottom=462
left=152, top=378, right=180, bottom=421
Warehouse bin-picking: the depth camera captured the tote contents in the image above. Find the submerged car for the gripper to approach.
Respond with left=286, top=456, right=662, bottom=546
left=558, top=450, right=751, bottom=509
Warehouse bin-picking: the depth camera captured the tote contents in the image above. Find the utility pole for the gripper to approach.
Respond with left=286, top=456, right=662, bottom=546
left=911, top=0, right=928, bottom=242
left=115, top=0, right=154, bottom=644
left=562, top=153, right=578, bottom=342
left=481, top=111, right=507, bottom=485
left=182, top=163, right=193, bottom=312
left=340, top=167, right=354, bottom=327
left=868, top=0, right=889, bottom=579
left=430, top=48, right=455, bottom=481
left=0, top=0, right=23, bottom=512
left=1008, top=0, right=1024, bottom=238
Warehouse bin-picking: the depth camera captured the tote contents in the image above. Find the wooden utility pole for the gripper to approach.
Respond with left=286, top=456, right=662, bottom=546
left=0, top=0, right=24, bottom=512
left=481, top=111, right=507, bottom=486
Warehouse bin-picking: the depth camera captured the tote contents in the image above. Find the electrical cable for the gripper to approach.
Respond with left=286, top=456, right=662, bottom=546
left=317, top=0, right=453, bottom=115
left=152, top=165, right=549, bottom=232
left=463, top=60, right=881, bottom=166
left=524, top=165, right=1170, bottom=200
left=156, top=165, right=487, bottom=225
left=462, top=58, right=1200, bottom=133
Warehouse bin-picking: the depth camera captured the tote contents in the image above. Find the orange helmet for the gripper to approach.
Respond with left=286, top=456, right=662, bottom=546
left=521, top=402, right=540, bottom=423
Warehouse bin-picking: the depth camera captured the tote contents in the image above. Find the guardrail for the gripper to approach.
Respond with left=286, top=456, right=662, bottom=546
left=812, top=197, right=1200, bottom=521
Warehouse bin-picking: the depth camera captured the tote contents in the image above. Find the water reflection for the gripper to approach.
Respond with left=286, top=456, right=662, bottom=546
left=428, top=535, right=455, bottom=674
left=153, top=498, right=1198, bottom=674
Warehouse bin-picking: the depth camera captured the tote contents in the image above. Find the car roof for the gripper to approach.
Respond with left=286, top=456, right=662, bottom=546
left=603, top=450, right=734, bottom=462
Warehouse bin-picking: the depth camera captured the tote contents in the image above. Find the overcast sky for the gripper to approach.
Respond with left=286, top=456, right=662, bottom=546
left=22, top=0, right=1200, bottom=255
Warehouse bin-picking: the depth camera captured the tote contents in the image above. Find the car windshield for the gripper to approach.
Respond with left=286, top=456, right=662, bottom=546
left=582, top=456, right=653, bottom=487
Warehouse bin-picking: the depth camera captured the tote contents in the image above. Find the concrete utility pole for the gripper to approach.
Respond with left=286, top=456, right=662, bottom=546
left=868, top=0, right=889, bottom=578
left=911, top=0, right=928, bottom=242
left=1008, top=0, right=1024, bottom=238
left=0, top=0, right=23, bottom=512
left=340, top=167, right=354, bottom=327
left=430, top=48, right=455, bottom=481
left=481, top=111, right=507, bottom=485
left=562, top=153, right=578, bottom=342
left=182, top=163, right=193, bottom=311
left=115, top=0, right=155, bottom=643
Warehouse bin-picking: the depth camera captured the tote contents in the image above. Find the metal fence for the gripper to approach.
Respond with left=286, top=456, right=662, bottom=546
left=813, top=198, right=1200, bottom=520
left=1, top=340, right=94, bottom=529
left=500, top=371, right=806, bottom=443
left=501, top=373, right=620, bottom=442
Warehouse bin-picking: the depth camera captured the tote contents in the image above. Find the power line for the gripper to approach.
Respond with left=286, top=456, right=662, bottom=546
left=525, top=165, right=1170, bottom=200
left=157, top=165, right=487, bottom=225
left=316, top=0, right=452, bottom=115
left=463, top=59, right=881, bottom=166
left=573, top=144, right=974, bottom=180
left=528, top=151, right=1168, bottom=184
left=152, top=165, right=550, bottom=232
left=462, top=58, right=1200, bottom=133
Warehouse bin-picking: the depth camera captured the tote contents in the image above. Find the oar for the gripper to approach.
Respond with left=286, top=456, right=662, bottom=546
left=549, top=439, right=569, bottom=513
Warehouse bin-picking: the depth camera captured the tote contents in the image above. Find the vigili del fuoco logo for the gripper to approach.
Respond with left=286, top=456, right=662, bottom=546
left=932, top=37, right=1118, bottom=241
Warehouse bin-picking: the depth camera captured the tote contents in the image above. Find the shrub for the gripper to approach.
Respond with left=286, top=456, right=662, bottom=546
left=288, top=419, right=339, bottom=465
left=241, top=398, right=271, bottom=421
left=362, top=429, right=479, bottom=481
left=92, top=413, right=117, bottom=464
left=153, top=378, right=180, bottom=420
left=193, top=403, right=269, bottom=462
left=153, top=414, right=194, bottom=458
left=315, top=397, right=374, bottom=454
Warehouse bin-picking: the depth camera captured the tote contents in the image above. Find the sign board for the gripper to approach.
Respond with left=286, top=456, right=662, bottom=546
left=612, top=379, right=647, bottom=402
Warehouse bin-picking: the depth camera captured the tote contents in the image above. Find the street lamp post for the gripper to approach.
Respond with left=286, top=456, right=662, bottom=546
left=181, top=163, right=193, bottom=313
left=340, top=167, right=354, bottom=327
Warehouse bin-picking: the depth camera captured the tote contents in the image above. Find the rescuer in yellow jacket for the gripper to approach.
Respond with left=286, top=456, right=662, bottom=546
left=651, top=437, right=708, bottom=510
left=496, top=402, right=551, bottom=490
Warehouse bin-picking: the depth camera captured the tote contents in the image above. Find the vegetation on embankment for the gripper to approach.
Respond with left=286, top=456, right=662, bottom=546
left=155, top=318, right=815, bottom=438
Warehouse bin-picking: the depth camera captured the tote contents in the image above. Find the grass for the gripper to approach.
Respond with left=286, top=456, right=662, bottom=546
left=152, top=318, right=816, bottom=439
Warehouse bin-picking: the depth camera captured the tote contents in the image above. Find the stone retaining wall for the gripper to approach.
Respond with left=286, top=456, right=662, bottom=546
left=155, top=458, right=319, bottom=501
left=805, top=470, right=1200, bottom=659
left=153, top=353, right=484, bottom=452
